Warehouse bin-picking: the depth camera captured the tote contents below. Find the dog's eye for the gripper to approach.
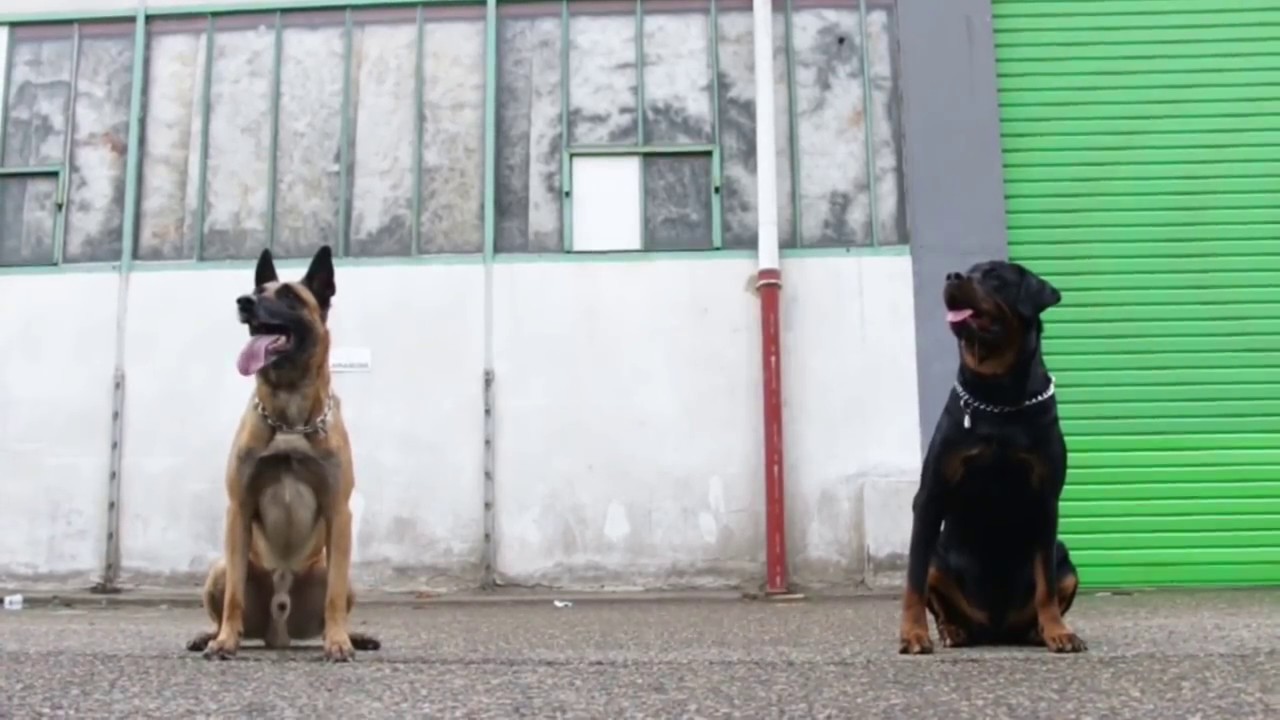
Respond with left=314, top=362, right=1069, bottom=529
left=275, top=286, right=301, bottom=305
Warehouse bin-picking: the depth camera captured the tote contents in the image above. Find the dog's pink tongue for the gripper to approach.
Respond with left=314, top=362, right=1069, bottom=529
left=947, top=308, right=974, bottom=323
left=237, top=335, right=282, bottom=377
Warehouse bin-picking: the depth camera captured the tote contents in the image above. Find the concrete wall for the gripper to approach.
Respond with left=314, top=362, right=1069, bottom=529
left=899, top=0, right=1010, bottom=452
left=0, top=0, right=937, bottom=592
left=0, top=273, right=117, bottom=584
left=493, top=254, right=919, bottom=589
left=0, top=256, right=920, bottom=591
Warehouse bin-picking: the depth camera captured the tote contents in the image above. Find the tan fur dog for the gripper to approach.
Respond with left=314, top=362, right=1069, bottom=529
left=186, top=245, right=379, bottom=662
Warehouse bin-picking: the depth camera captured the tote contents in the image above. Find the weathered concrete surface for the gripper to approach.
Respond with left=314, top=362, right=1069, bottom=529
left=0, top=590, right=1276, bottom=717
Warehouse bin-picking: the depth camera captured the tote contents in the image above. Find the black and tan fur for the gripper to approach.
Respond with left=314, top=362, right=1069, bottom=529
left=186, top=245, right=379, bottom=661
left=899, top=260, right=1086, bottom=655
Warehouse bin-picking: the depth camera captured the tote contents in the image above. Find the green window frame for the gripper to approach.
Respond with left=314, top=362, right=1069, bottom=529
left=0, top=23, right=78, bottom=267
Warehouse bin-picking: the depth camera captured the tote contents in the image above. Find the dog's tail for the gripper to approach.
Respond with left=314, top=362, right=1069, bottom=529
left=266, top=568, right=294, bottom=648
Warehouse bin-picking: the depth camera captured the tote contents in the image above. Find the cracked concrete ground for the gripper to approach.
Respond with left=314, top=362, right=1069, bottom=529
left=0, top=589, right=1276, bottom=718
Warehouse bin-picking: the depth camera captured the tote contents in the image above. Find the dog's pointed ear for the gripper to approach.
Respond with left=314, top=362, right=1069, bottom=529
left=254, top=248, right=278, bottom=288
left=302, top=245, right=336, bottom=309
left=1014, top=264, right=1061, bottom=318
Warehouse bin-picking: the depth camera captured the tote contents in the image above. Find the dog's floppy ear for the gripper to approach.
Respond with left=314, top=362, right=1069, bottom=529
left=302, top=245, right=336, bottom=309
left=254, top=248, right=278, bottom=288
left=1014, top=264, right=1061, bottom=318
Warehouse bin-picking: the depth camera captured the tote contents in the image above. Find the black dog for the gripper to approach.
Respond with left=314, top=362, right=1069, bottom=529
left=898, top=260, right=1086, bottom=655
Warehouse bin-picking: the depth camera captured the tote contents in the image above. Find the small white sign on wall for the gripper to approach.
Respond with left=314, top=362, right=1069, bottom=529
left=329, top=347, right=372, bottom=373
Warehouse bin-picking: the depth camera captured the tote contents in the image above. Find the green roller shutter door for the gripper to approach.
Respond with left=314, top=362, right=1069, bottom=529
left=992, top=0, right=1280, bottom=588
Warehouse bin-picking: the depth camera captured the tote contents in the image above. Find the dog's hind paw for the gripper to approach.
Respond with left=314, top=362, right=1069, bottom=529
left=349, top=632, right=381, bottom=651
left=898, top=627, right=934, bottom=655
left=938, top=622, right=970, bottom=648
left=185, top=631, right=215, bottom=652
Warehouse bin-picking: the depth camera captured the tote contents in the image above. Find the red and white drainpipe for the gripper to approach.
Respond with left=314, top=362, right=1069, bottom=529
left=752, top=0, right=789, bottom=595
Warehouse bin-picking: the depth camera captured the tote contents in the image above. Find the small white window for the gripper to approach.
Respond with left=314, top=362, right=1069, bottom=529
left=570, top=154, right=642, bottom=252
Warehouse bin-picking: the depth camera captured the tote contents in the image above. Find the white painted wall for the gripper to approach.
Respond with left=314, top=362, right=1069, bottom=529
left=492, top=254, right=920, bottom=590
left=0, top=256, right=920, bottom=590
left=0, top=273, right=118, bottom=584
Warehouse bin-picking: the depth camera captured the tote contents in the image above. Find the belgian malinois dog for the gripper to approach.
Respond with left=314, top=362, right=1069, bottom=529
left=186, top=245, right=380, bottom=661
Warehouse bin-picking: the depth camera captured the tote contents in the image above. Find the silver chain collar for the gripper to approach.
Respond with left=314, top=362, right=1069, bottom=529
left=253, top=393, right=335, bottom=436
left=954, top=375, right=1056, bottom=430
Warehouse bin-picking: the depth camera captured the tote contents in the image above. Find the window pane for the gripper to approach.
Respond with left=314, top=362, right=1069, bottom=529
left=0, top=175, right=58, bottom=265
left=348, top=19, right=416, bottom=257
left=716, top=6, right=792, bottom=249
left=202, top=18, right=274, bottom=260
left=645, top=154, right=712, bottom=250
left=792, top=6, right=902, bottom=247
left=64, top=31, right=134, bottom=263
left=136, top=24, right=205, bottom=261
left=643, top=3, right=713, bottom=145
left=496, top=4, right=563, bottom=253
left=420, top=17, right=485, bottom=254
left=273, top=14, right=345, bottom=260
left=3, top=31, right=74, bottom=167
left=866, top=7, right=903, bottom=247
left=568, top=9, right=637, bottom=146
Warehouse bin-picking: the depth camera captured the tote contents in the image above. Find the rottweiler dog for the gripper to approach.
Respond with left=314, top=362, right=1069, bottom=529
left=899, top=259, right=1086, bottom=655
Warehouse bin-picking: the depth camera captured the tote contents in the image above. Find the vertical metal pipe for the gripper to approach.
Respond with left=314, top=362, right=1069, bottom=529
left=194, top=16, right=214, bottom=260
left=481, top=0, right=499, bottom=589
left=54, top=23, right=81, bottom=264
left=559, top=0, right=571, bottom=252
left=412, top=4, right=425, bottom=256
left=265, top=12, right=282, bottom=251
left=96, top=9, right=147, bottom=594
left=0, top=26, right=14, bottom=163
left=482, top=368, right=496, bottom=589
left=635, top=0, right=646, bottom=248
left=752, top=0, right=789, bottom=595
left=857, top=0, right=879, bottom=247
left=708, top=0, right=722, bottom=249
left=337, top=9, right=354, bottom=257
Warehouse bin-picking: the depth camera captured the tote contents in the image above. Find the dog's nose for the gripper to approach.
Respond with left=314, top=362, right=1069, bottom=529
left=236, top=295, right=256, bottom=313
left=945, top=272, right=963, bottom=283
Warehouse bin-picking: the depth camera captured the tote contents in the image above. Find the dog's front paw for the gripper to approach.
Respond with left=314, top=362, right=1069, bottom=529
left=899, top=625, right=934, bottom=655
left=1043, top=626, right=1087, bottom=653
left=323, top=631, right=356, bottom=662
left=202, top=633, right=240, bottom=660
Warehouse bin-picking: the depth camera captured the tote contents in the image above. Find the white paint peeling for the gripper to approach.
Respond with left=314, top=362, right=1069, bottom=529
left=708, top=475, right=727, bottom=515
left=603, top=502, right=632, bottom=544
left=698, top=513, right=719, bottom=544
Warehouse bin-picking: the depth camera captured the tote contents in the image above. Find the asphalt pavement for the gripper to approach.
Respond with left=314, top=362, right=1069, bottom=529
left=0, top=589, right=1276, bottom=718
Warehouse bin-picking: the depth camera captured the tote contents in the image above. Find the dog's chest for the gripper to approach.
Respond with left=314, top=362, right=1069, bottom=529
left=240, top=435, right=338, bottom=510
left=948, top=445, right=1046, bottom=522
